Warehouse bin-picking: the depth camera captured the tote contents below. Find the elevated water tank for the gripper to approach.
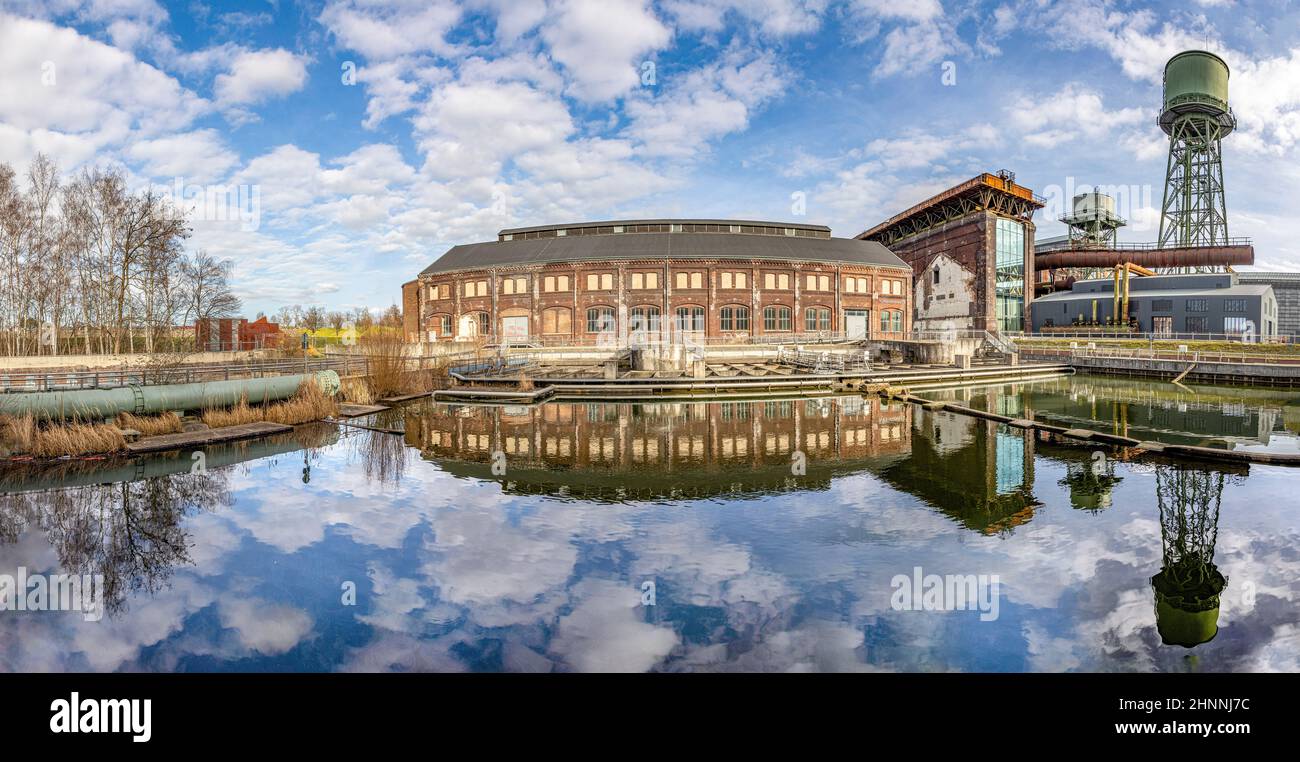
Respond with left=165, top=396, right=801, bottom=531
left=1161, top=50, right=1234, bottom=136
left=1071, top=191, right=1118, bottom=221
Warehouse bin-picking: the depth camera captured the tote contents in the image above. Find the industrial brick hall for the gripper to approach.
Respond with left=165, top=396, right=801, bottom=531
left=405, top=220, right=915, bottom=344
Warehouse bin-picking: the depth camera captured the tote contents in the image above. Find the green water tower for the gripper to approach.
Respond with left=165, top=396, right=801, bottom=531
left=1157, top=50, right=1237, bottom=248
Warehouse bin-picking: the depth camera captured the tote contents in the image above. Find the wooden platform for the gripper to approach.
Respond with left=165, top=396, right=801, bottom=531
left=337, top=403, right=390, bottom=418
left=126, top=421, right=293, bottom=453
left=377, top=392, right=430, bottom=404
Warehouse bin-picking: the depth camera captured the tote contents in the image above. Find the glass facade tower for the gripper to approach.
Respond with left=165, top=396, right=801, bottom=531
left=995, top=218, right=1025, bottom=332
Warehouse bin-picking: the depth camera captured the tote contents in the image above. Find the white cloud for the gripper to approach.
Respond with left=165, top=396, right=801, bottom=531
left=0, top=13, right=207, bottom=168
left=541, top=0, right=672, bottom=102
left=413, top=79, right=575, bottom=180
left=625, top=48, right=786, bottom=158
left=320, top=0, right=463, bottom=61
left=217, top=596, right=314, bottom=655
left=126, top=128, right=239, bottom=182
left=214, top=48, right=308, bottom=107
left=665, top=0, right=827, bottom=37
left=1005, top=85, right=1146, bottom=150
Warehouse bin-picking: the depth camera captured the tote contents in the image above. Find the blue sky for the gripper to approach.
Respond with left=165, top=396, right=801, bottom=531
left=2, top=0, right=1299, bottom=316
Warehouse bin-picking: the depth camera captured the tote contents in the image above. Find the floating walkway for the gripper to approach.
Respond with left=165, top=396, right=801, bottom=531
left=126, top=421, right=293, bottom=454
left=337, top=403, right=390, bottom=418
left=434, top=362, right=1072, bottom=403
left=888, top=390, right=1300, bottom=467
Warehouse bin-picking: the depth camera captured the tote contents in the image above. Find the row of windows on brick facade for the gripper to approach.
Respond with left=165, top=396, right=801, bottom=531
left=427, top=273, right=907, bottom=300
left=428, top=304, right=884, bottom=336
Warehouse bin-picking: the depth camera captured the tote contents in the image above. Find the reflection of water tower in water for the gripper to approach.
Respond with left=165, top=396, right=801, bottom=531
left=1059, top=451, right=1123, bottom=512
left=1150, top=465, right=1230, bottom=648
left=1158, top=51, right=1237, bottom=249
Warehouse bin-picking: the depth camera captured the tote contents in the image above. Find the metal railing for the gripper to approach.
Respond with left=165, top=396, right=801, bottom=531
left=0, top=357, right=367, bottom=392
left=1036, top=237, right=1253, bottom=252
left=1021, top=344, right=1300, bottom=366
left=776, top=347, right=871, bottom=373
left=483, top=332, right=876, bottom=349
left=1011, top=330, right=1295, bottom=344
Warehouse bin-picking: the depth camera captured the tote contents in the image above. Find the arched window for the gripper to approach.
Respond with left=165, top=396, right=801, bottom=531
left=804, top=307, right=831, bottom=332
left=630, top=305, right=661, bottom=332
left=431, top=314, right=453, bottom=338
left=675, top=306, right=704, bottom=332
left=541, top=307, right=572, bottom=335
left=720, top=305, right=750, bottom=331
left=586, top=306, right=616, bottom=333
left=763, top=305, right=792, bottom=332
left=880, top=310, right=903, bottom=333
left=460, top=312, right=490, bottom=337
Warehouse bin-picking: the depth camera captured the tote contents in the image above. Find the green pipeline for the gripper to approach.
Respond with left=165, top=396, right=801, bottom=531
left=0, top=370, right=340, bottom=420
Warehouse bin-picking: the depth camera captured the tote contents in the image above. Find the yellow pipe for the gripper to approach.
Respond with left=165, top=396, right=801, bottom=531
left=1122, top=265, right=1130, bottom=326
left=1112, top=269, right=1120, bottom=326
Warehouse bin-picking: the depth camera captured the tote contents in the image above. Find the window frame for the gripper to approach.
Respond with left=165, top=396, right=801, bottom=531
left=763, top=305, right=792, bottom=332
left=586, top=306, right=616, bottom=333
left=720, top=305, right=750, bottom=331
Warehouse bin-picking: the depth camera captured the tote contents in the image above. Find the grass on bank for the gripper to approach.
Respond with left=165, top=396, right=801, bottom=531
left=0, top=383, right=337, bottom=459
left=1018, top=337, right=1300, bottom=356
left=1, top=412, right=126, bottom=457
left=200, top=379, right=338, bottom=428
left=116, top=411, right=183, bottom=436
left=333, top=333, right=457, bottom=404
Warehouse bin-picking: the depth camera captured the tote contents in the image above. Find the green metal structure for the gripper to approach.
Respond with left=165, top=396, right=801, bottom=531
left=1158, top=51, right=1236, bottom=249
left=0, top=371, right=340, bottom=420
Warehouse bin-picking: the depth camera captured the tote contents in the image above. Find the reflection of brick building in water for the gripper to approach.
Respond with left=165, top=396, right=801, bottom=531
left=404, top=398, right=912, bottom=499
left=878, top=406, right=1040, bottom=535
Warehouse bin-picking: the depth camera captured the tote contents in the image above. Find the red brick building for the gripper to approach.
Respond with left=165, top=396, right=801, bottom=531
left=401, top=279, right=421, bottom=342
left=195, top=316, right=281, bottom=351
left=411, top=219, right=913, bottom=344
left=857, top=172, right=1043, bottom=334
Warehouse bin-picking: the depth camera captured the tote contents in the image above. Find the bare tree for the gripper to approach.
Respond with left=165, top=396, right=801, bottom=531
left=0, top=155, right=196, bottom=357
left=180, top=250, right=242, bottom=337
left=301, top=305, right=327, bottom=333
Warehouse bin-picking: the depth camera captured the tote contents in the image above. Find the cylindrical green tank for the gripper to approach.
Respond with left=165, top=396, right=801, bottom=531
left=1163, top=50, right=1230, bottom=114
left=0, top=370, right=339, bottom=420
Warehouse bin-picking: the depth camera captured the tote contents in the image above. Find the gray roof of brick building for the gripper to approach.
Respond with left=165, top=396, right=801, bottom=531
left=420, top=232, right=908, bottom=276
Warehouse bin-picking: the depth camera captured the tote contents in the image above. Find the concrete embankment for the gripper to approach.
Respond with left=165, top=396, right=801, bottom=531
left=1021, top=350, right=1300, bottom=387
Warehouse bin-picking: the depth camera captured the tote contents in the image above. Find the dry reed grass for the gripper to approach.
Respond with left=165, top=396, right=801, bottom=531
left=200, top=380, right=338, bottom=428
left=32, top=419, right=126, bottom=457
left=0, top=413, right=36, bottom=456
left=201, top=396, right=258, bottom=428
left=116, top=411, right=183, bottom=436
left=360, top=330, right=414, bottom=398
left=264, top=379, right=338, bottom=424
left=340, top=376, right=374, bottom=405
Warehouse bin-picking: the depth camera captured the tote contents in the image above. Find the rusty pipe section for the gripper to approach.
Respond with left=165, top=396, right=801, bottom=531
left=1034, top=245, right=1254, bottom=271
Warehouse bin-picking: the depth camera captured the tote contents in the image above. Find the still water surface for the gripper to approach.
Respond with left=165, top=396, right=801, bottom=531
left=1, top=374, right=1297, bottom=672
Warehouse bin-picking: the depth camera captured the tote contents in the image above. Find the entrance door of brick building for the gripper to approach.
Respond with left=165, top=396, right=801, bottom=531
left=845, top=310, right=869, bottom=340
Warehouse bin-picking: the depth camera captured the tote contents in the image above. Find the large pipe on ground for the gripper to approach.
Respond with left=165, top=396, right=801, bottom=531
left=0, top=371, right=340, bottom=420
left=1034, top=245, right=1254, bottom=271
